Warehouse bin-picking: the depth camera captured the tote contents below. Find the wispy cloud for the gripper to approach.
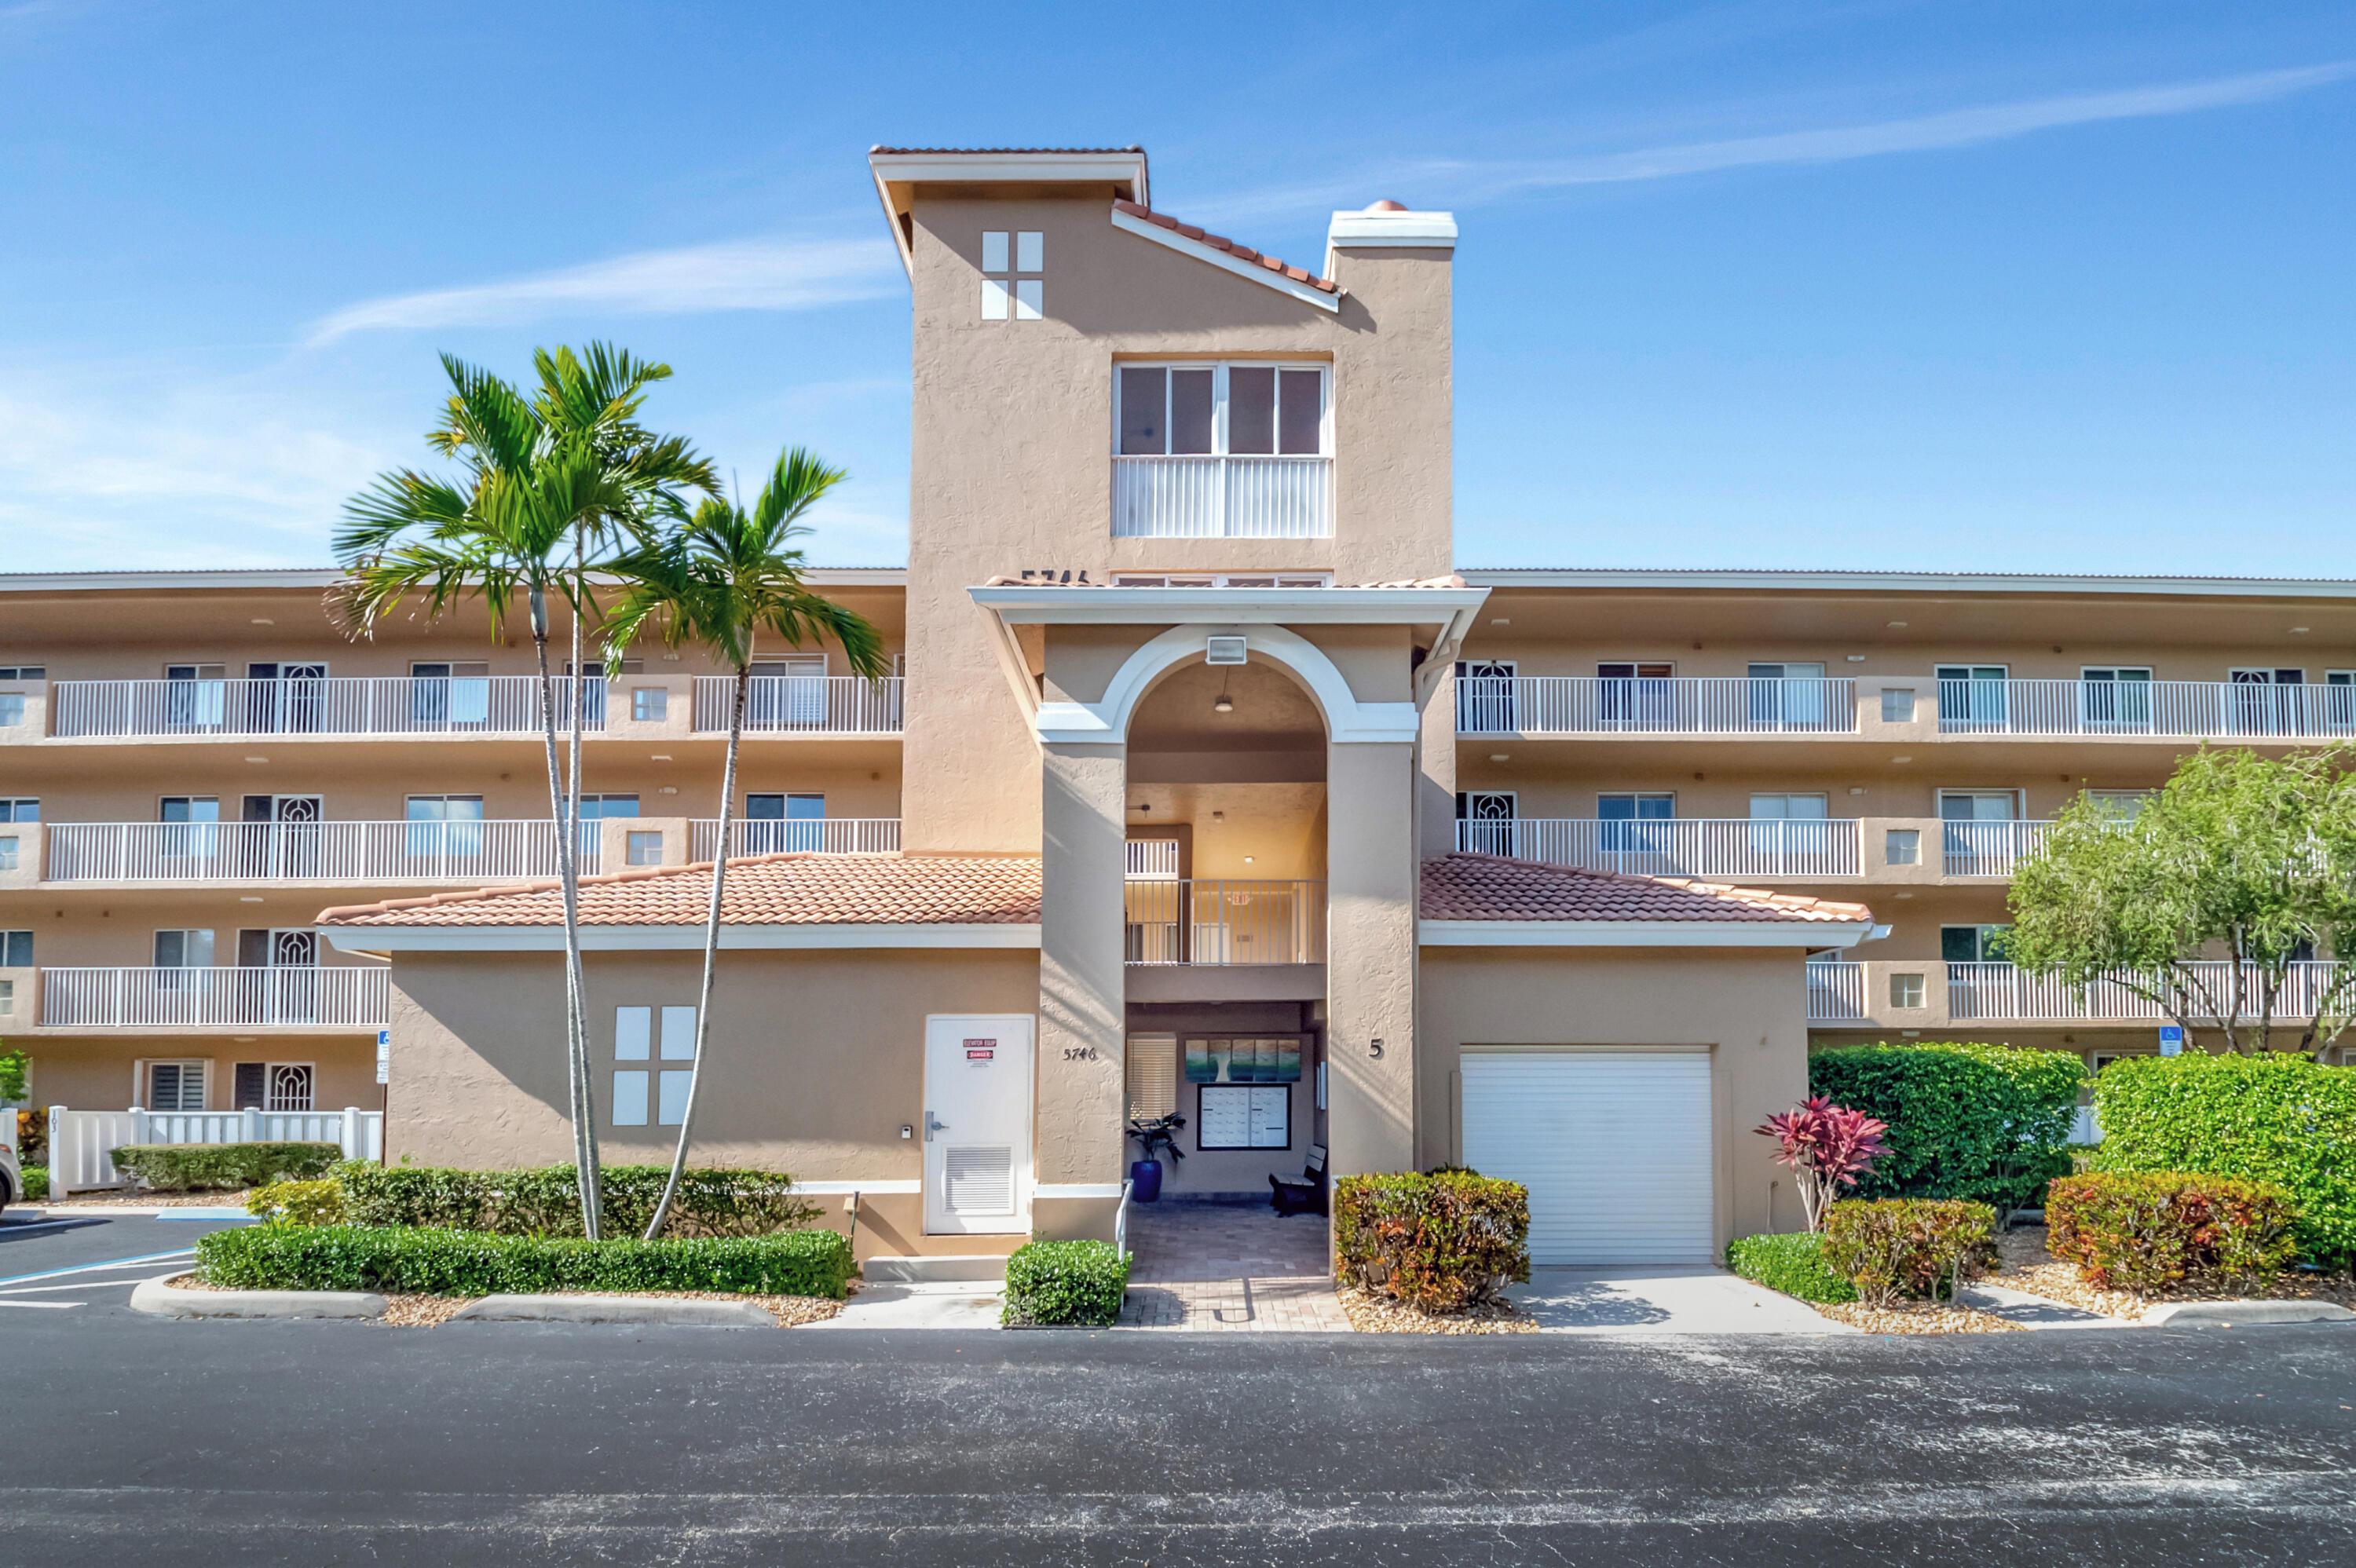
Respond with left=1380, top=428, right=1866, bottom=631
left=1195, top=63, right=2356, bottom=221
left=303, top=234, right=901, bottom=345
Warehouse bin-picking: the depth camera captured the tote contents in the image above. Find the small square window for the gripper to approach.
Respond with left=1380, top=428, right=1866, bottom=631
left=1882, top=689, right=1917, bottom=722
left=1890, top=972, right=1926, bottom=1009
left=1013, top=278, right=1043, bottom=320
left=1885, top=828, right=1920, bottom=866
left=631, top=688, right=667, bottom=722
left=626, top=832, right=664, bottom=867
left=980, top=230, right=1008, bottom=273
left=1015, top=231, right=1043, bottom=272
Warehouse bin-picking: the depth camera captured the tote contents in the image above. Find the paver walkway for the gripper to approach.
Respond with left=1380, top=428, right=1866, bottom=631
left=1118, top=1199, right=1348, bottom=1331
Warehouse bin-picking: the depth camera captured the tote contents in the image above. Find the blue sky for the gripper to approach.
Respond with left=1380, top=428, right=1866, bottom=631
left=2, top=1, right=2351, bottom=573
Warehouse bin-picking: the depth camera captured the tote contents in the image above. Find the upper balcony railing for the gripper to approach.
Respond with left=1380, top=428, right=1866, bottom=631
left=1125, top=840, right=1180, bottom=880
left=1455, top=677, right=1857, bottom=736
left=42, top=820, right=598, bottom=883
left=1124, top=879, right=1326, bottom=965
left=1948, top=959, right=2344, bottom=1023
left=690, top=676, right=903, bottom=735
left=1110, top=455, right=1332, bottom=539
left=1937, top=678, right=2356, bottom=739
left=1457, top=817, right=1861, bottom=879
left=1805, top=959, right=1870, bottom=1023
left=49, top=675, right=604, bottom=740
left=1940, top=820, right=2056, bottom=878
left=690, top=817, right=902, bottom=860
left=39, top=966, right=390, bottom=1029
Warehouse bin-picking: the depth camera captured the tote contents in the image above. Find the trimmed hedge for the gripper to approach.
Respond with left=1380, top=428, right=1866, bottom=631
left=1809, top=1043, right=2086, bottom=1211
left=1001, top=1239, right=1131, bottom=1327
left=2091, top=1053, right=2356, bottom=1263
left=1334, top=1171, right=1531, bottom=1314
left=1726, top=1232, right=1857, bottom=1303
left=247, top=1179, right=347, bottom=1226
left=112, top=1142, right=341, bottom=1192
left=195, top=1224, right=856, bottom=1298
left=19, top=1164, right=47, bottom=1202
left=332, top=1160, right=820, bottom=1238
left=2047, top=1171, right=2300, bottom=1294
left=1820, top=1198, right=1998, bottom=1305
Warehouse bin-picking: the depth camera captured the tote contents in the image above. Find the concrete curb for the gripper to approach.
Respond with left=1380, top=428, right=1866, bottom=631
left=130, top=1277, right=386, bottom=1320
left=446, top=1293, right=775, bottom=1326
left=862, top=1255, right=1011, bottom=1284
left=2142, top=1299, right=2356, bottom=1326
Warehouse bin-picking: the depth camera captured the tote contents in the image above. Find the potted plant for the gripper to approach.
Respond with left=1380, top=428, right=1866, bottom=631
left=1125, top=1113, right=1186, bottom=1203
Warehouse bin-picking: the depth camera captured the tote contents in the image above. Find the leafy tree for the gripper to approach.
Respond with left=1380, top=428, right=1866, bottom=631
left=332, top=345, right=715, bottom=1236
left=2007, top=745, right=2356, bottom=1058
left=602, top=447, right=886, bottom=1239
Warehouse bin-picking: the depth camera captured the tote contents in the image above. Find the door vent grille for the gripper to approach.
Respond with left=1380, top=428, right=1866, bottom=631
left=944, top=1146, right=1015, bottom=1215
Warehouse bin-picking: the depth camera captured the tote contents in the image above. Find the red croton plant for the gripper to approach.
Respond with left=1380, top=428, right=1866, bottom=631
left=1756, top=1096, right=1889, bottom=1233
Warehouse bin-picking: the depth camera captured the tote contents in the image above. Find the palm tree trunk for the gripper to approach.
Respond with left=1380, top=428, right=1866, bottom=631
left=531, top=590, right=599, bottom=1238
left=565, top=557, right=602, bottom=1237
left=645, top=658, right=749, bottom=1239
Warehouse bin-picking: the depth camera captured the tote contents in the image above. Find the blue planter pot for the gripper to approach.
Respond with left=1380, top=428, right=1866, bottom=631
left=1129, top=1159, right=1163, bottom=1203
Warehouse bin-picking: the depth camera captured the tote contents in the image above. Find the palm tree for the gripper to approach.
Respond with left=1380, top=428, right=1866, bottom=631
left=333, top=347, right=715, bottom=1238
left=603, top=447, right=887, bottom=1239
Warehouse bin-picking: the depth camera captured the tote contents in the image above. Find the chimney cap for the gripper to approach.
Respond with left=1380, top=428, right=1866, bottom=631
left=1366, top=199, right=1409, bottom=212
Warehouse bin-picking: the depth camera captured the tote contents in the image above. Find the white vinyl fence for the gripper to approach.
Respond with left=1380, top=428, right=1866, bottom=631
left=46, top=1106, right=383, bottom=1193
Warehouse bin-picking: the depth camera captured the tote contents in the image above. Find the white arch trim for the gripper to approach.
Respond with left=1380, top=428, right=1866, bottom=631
left=1033, top=623, right=1421, bottom=747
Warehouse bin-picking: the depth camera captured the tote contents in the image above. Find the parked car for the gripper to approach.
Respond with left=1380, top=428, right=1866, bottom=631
left=0, top=1142, right=19, bottom=1215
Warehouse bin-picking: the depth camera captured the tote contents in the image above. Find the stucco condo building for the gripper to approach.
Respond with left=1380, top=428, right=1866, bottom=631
left=5, top=146, right=2354, bottom=1264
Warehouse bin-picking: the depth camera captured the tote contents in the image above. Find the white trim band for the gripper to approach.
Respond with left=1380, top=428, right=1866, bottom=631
left=1327, top=210, right=1458, bottom=247
left=1028, top=623, right=1424, bottom=747
left=970, top=585, right=1486, bottom=625
left=321, top=923, right=1043, bottom=953
left=1421, top=919, right=1877, bottom=949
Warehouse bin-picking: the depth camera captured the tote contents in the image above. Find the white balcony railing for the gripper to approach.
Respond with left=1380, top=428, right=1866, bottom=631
left=1937, top=678, right=2356, bottom=739
left=691, top=676, right=904, bottom=734
left=1455, top=677, right=1857, bottom=736
left=40, top=967, right=390, bottom=1029
left=1125, top=839, right=1180, bottom=880
left=1457, top=818, right=1861, bottom=879
left=1805, top=959, right=1869, bottom=1022
left=1948, top=960, right=2345, bottom=1023
left=1124, top=879, right=1326, bottom=965
left=1110, top=455, right=1333, bottom=539
left=1940, top=821, right=2055, bottom=878
left=49, top=675, right=607, bottom=740
left=690, top=817, right=902, bottom=860
left=44, top=820, right=599, bottom=883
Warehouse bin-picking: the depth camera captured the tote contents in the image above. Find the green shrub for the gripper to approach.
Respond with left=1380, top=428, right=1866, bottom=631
left=1820, top=1198, right=1998, bottom=1305
left=20, top=1164, right=48, bottom=1201
left=2091, top=1053, right=2356, bottom=1263
left=1809, top=1042, right=2086, bottom=1211
left=2047, top=1171, right=2301, bottom=1294
left=247, top=1178, right=347, bottom=1226
left=1001, top=1239, right=1131, bottom=1327
left=332, top=1161, right=820, bottom=1238
left=1333, top=1171, right=1531, bottom=1314
left=1726, top=1232, right=1857, bottom=1303
left=112, top=1142, right=341, bottom=1192
left=195, top=1224, right=855, bottom=1298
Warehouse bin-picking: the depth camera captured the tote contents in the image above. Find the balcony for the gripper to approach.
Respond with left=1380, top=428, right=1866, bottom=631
left=49, top=675, right=604, bottom=740
left=690, top=676, right=903, bottom=735
left=1124, top=879, right=1326, bottom=965
left=1458, top=818, right=1861, bottom=879
left=43, top=820, right=599, bottom=883
left=38, top=967, right=390, bottom=1029
left=1805, top=958, right=2347, bottom=1028
left=1805, top=959, right=1870, bottom=1023
left=1110, top=455, right=1332, bottom=539
left=1456, top=676, right=1857, bottom=736
left=690, top=817, right=902, bottom=859
left=1939, top=820, right=2055, bottom=878
left=1937, top=678, right=2356, bottom=739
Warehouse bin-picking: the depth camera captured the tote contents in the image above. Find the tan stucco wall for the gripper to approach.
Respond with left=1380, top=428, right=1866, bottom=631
left=12, top=1034, right=375, bottom=1114
left=1325, top=741, right=1419, bottom=1178
left=1418, top=947, right=1816, bottom=1248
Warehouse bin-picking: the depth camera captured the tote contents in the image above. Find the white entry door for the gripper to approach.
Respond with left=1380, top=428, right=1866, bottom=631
left=1461, top=1050, right=1714, bottom=1265
left=922, top=1014, right=1035, bottom=1235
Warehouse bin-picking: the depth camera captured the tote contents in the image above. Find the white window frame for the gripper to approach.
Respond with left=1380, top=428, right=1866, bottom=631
left=141, top=1058, right=210, bottom=1112
left=1113, top=361, right=1332, bottom=459
left=1937, top=789, right=2024, bottom=821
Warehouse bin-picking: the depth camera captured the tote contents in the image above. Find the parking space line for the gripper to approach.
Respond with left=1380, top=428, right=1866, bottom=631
left=0, top=1299, right=84, bottom=1309
left=0, top=1249, right=196, bottom=1288
left=0, top=1277, right=160, bottom=1295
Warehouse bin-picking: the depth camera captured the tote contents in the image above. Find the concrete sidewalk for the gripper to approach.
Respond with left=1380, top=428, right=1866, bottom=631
left=1509, top=1265, right=1859, bottom=1334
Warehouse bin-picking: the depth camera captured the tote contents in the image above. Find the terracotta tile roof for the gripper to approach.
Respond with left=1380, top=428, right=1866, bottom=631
left=1111, top=199, right=1339, bottom=294
left=1420, top=853, right=1872, bottom=925
left=317, top=854, right=1042, bottom=929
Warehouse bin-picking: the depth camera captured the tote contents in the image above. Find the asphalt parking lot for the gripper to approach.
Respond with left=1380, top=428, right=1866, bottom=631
left=0, top=1208, right=254, bottom=1314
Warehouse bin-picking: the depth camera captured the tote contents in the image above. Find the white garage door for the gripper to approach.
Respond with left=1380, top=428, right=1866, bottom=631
left=1461, top=1051, right=1714, bottom=1265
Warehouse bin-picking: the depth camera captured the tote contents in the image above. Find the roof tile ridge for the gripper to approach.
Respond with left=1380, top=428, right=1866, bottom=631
left=318, top=879, right=561, bottom=922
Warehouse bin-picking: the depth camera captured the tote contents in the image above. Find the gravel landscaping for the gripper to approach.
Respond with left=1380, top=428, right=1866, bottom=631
left=1811, top=1300, right=2022, bottom=1334
left=1989, top=1223, right=2356, bottom=1322
left=160, top=1273, right=844, bottom=1328
left=1336, top=1285, right=1535, bottom=1334
left=38, top=1190, right=258, bottom=1208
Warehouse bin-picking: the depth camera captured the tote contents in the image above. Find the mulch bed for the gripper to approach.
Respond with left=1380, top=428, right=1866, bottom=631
left=1336, top=1285, right=1536, bottom=1335
left=162, top=1274, right=842, bottom=1329
left=1990, top=1224, right=2356, bottom=1322
left=40, top=1190, right=258, bottom=1208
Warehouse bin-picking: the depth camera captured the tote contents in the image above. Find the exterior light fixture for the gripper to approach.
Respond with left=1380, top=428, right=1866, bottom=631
left=1213, top=669, right=1235, bottom=713
left=1488, top=753, right=1509, bottom=763
left=250, top=618, right=274, bottom=626
left=1886, top=620, right=1908, bottom=629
